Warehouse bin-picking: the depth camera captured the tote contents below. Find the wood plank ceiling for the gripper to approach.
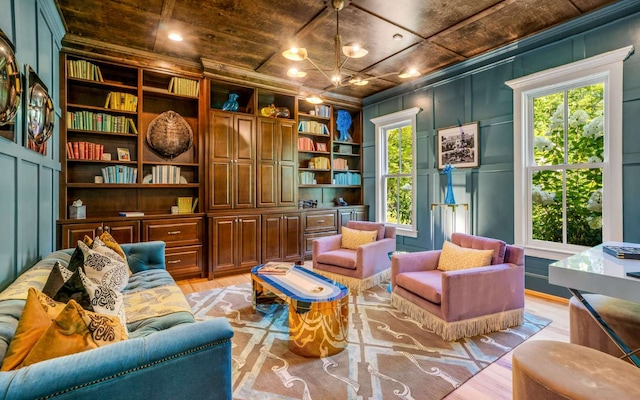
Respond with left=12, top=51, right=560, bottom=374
left=55, top=0, right=621, bottom=100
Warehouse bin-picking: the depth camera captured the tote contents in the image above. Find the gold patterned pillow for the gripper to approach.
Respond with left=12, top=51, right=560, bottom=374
left=78, top=238, right=129, bottom=292
left=437, top=240, right=494, bottom=271
left=341, top=226, right=378, bottom=250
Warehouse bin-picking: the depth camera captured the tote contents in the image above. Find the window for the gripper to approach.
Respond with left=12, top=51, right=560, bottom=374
left=371, top=107, right=420, bottom=237
left=506, top=46, right=631, bottom=259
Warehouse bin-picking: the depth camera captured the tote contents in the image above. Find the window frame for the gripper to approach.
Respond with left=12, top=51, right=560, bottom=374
left=371, top=107, right=420, bottom=238
left=506, top=46, right=631, bottom=260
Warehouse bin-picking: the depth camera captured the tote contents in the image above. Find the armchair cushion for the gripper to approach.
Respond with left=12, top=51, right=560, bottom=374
left=316, top=249, right=358, bottom=269
left=347, top=221, right=386, bottom=240
left=437, top=240, right=494, bottom=271
left=341, top=226, right=377, bottom=250
left=396, top=271, right=442, bottom=304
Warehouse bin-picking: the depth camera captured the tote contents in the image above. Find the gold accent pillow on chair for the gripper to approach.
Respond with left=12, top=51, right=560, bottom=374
left=341, top=226, right=378, bottom=250
left=437, top=240, right=494, bottom=271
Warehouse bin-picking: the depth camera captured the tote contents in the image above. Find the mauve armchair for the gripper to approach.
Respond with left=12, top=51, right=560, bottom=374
left=313, top=221, right=396, bottom=291
left=390, top=233, right=525, bottom=341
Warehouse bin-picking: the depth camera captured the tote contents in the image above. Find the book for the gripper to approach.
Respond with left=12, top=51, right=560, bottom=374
left=258, top=262, right=294, bottom=275
left=118, top=211, right=145, bottom=217
left=603, top=245, right=640, bottom=260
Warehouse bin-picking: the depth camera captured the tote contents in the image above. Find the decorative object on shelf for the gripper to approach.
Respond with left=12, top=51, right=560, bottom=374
left=25, top=65, right=54, bottom=150
left=335, top=198, right=348, bottom=206
left=69, top=199, right=86, bottom=219
left=281, top=0, right=420, bottom=100
left=441, top=163, right=456, bottom=205
left=177, top=197, right=193, bottom=214
left=222, top=93, right=239, bottom=111
left=336, top=110, right=352, bottom=142
left=146, top=110, right=193, bottom=158
left=298, top=199, right=318, bottom=209
left=260, top=104, right=290, bottom=118
left=316, top=143, right=328, bottom=152
left=0, top=29, right=21, bottom=127
left=117, top=147, right=130, bottom=161
left=437, top=121, right=479, bottom=169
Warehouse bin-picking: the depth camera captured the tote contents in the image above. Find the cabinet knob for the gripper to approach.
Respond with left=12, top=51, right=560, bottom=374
left=317, top=219, right=325, bottom=223
left=167, top=230, right=181, bottom=235
left=167, top=259, right=181, bottom=264
left=103, top=226, right=110, bottom=233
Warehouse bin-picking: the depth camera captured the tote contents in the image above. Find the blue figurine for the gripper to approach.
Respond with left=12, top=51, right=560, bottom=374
left=222, top=93, right=239, bottom=111
left=336, top=110, right=352, bottom=141
left=441, top=163, right=456, bottom=204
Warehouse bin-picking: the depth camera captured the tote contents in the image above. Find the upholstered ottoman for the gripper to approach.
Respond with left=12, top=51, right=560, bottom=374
left=512, top=340, right=640, bottom=400
left=569, top=294, right=640, bottom=359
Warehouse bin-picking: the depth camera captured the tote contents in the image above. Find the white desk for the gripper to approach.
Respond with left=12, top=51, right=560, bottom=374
left=549, top=241, right=640, bottom=366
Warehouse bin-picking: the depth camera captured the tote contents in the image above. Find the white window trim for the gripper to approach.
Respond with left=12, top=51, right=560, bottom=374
left=506, top=45, right=632, bottom=260
left=371, top=107, right=421, bottom=238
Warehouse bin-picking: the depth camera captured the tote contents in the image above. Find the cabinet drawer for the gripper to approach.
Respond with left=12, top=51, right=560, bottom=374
left=165, top=246, right=203, bottom=280
left=303, top=231, right=338, bottom=257
left=143, top=218, right=202, bottom=247
left=304, top=211, right=337, bottom=232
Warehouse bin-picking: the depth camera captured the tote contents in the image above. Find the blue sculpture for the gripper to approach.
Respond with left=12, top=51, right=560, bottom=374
left=222, top=93, right=239, bottom=111
left=441, top=163, right=456, bottom=204
left=336, top=110, right=352, bottom=141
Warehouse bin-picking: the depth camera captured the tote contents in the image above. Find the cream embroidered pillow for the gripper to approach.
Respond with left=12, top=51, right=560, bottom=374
left=437, top=240, right=494, bottom=271
left=341, top=226, right=378, bottom=250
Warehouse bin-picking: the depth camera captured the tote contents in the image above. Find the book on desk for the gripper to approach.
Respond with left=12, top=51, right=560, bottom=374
left=258, top=262, right=295, bottom=275
left=603, top=244, right=640, bottom=260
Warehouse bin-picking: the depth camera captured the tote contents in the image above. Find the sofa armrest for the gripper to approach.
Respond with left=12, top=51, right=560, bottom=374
left=441, top=263, right=525, bottom=322
left=358, top=238, right=396, bottom=276
left=121, top=241, right=166, bottom=274
left=312, top=235, right=342, bottom=268
left=0, top=318, right=234, bottom=400
left=391, top=251, right=441, bottom=288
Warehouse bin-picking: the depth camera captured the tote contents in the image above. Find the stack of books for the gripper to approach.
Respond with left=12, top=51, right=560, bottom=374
left=67, top=59, right=103, bottom=82
left=105, top=92, right=138, bottom=112
left=66, top=111, right=137, bottom=134
left=66, top=141, right=104, bottom=160
left=298, top=121, right=330, bottom=134
left=101, top=165, right=137, bottom=184
left=602, top=245, right=640, bottom=259
left=258, top=262, right=294, bottom=275
left=168, top=77, right=199, bottom=96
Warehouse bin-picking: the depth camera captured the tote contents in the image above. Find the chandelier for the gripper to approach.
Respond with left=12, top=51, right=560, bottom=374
left=282, top=0, right=420, bottom=103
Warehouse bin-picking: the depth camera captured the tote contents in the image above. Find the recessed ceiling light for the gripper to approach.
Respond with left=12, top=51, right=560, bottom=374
left=168, top=32, right=183, bottom=42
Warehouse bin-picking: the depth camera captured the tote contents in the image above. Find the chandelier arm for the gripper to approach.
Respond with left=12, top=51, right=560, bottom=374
left=305, top=57, right=336, bottom=86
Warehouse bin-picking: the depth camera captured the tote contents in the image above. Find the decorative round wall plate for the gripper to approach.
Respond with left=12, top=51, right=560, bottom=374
left=0, top=31, right=21, bottom=126
left=146, top=110, right=193, bottom=158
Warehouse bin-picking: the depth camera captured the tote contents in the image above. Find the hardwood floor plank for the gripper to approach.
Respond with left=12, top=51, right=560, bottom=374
left=176, top=274, right=570, bottom=399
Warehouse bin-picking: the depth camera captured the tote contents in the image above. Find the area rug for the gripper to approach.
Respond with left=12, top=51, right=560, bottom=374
left=186, top=283, right=551, bottom=400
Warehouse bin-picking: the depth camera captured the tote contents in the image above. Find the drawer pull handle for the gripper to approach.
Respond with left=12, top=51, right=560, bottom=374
left=167, top=230, right=181, bottom=235
left=317, top=220, right=325, bottom=223
left=167, top=259, right=181, bottom=264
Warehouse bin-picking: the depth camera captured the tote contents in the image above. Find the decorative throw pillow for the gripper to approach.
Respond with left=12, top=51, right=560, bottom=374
left=51, top=269, right=94, bottom=311
left=78, top=269, right=127, bottom=333
left=78, top=238, right=129, bottom=292
left=67, top=245, right=85, bottom=273
left=41, top=261, right=74, bottom=298
left=21, top=299, right=126, bottom=368
left=0, top=288, right=66, bottom=371
left=341, top=226, right=378, bottom=250
left=437, top=240, right=494, bottom=271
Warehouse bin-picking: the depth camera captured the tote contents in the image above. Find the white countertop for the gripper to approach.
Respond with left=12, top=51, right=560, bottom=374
left=549, top=242, right=640, bottom=303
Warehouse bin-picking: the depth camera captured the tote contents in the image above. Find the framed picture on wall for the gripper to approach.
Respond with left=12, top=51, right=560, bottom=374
left=437, top=122, right=479, bottom=169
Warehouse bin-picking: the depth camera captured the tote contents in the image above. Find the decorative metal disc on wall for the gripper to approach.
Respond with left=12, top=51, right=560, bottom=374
left=27, top=82, right=55, bottom=145
left=0, top=31, right=21, bottom=126
left=146, top=110, right=193, bottom=158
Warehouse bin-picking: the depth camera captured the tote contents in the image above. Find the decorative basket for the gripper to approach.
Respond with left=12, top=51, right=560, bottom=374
left=146, top=110, right=193, bottom=158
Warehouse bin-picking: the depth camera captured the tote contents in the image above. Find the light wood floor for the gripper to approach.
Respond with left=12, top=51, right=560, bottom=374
left=176, top=275, right=569, bottom=400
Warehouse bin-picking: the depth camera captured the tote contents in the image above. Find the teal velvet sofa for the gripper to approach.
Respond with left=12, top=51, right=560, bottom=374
left=0, top=241, right=233, bottom=400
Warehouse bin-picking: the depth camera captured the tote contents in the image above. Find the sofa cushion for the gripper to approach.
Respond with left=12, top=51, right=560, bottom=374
left=316, top=249, right=358, bottom=270
left=45, top=265, right=94, bottom=311
left=341, top=226, right=378, bottom=250
left=79, top=269, right=127, bottom=331
left=451, top=233, right=507, bottom=265
left=22, top=299, right=126, bottom=368
left=347, top=221, right=386, bottom=240
left=396, top=271, right=443, bottom=304
left=78, top=239, right=129, bottom=292
left=437, top=240, right=494, bottom=271
left=84, top=232, right=130, bottom=275
left=1, top=288, right=66, bottom=371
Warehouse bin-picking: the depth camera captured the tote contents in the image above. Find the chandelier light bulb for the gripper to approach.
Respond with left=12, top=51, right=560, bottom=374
left=399, top=68, right=420, bottom=79
left=168, top=32, right=183, bottom=42
left=349, top=76, right=369, bottom=86
left=305, top=94, right=324, bottom=104
left=282, top=47, right=308, bottom=61
left=342, top=42, right=368, bottom=58
left=287, top=68, right=307, bottom=78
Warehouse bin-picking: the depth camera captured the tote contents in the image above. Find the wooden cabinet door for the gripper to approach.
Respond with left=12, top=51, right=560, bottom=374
left=338, top=209, right=354, bottom=229
left=60, top=220, right=139, bottom=249
left=209, top=111, right=233, bottom=210
left=211, top=216, right=237, bottom=272
left=257, top=118, right=277, bottom=207
left=281, top=213, right=302, bottom=262
left=61, top=223, right=104, bottom=249
left=234, top=115, right=256, bottom=209
left=104, top=221, right=139, bottom=245
left=278, top=120, right=297, bottom=207
left=237, top=215, right=261, bottom=270
left=261, top=214, right=283, bottom=262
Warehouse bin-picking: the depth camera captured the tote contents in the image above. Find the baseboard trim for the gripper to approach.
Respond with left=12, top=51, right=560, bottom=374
left=525, top=289, right=569, bottom=304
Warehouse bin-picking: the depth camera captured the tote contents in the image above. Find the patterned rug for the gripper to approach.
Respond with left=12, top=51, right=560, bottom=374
left=186, top=283, right=551, bottom=400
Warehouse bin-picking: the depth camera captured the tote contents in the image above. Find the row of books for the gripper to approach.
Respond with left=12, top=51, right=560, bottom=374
left=299, top=171, right=315, bottom=184
left=297, top=137, right=317, bottom=151
left=312, top=105, right=331, bottom=118
left=298, top=121, right=330, bottom=134
left=168, top=77, right=199, bottom=96
left=66, top=142, right=104, bottom=160
left=105, top=92, right=138, bottom=112
left=66, top=111, right=138, bottom=134
left=334, top=171, right=361, bottom=185
left=67, top=59, right=103, bottom=82
left=149, top=165, right=182, bottom=184
left=332, top=158, right=348, bottom=170
left=101, top=165, right=137, bottom=184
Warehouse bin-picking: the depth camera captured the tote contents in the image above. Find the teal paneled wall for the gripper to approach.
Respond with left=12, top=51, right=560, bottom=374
left=0, top=0, right=63, bottom=289
left=363, top=1, right=640, bottom=296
